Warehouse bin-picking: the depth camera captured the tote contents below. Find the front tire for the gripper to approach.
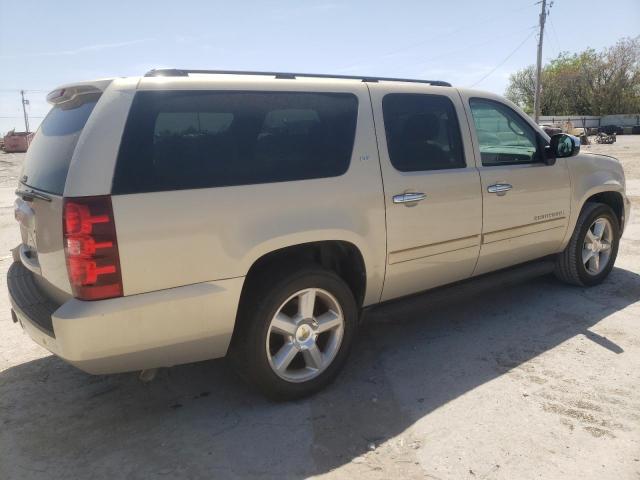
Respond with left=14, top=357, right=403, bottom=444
left=229, top=265, right=358, bottom=400
left=555, top=202, right=620, bottom=286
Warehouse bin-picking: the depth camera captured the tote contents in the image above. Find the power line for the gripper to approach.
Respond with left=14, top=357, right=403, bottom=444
left=548, top=16, right=562, bottom=56
left=336, top=1, right=540, bottom=73
left=545, top=0, right=560, bottom=57
left=469, top=29, right=537, bottom=88
left=411, top=25, right=537, bottom=72
left=0, top=89, right=48, bottom=93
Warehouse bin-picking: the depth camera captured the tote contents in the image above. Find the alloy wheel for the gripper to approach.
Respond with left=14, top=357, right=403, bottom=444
left=266, top=288, right=344, bottom=383
left=582, top=217, right=613, bottom=275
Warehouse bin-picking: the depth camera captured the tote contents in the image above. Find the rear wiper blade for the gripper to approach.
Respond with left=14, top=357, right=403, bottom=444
left=15, top=188, right=52, bottom=202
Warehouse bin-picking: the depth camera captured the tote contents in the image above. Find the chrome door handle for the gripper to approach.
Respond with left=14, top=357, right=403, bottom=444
left=393, top=192, right=426, bottom=204
left=487, top=183, right=512, bottom=195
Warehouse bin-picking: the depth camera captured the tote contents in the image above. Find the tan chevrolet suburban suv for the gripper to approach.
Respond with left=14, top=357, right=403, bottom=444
left=8, top=69, right=630, bottom=399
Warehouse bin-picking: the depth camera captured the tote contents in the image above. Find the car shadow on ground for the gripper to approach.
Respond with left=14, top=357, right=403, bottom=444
left=1, top=266, right=639, bottom=479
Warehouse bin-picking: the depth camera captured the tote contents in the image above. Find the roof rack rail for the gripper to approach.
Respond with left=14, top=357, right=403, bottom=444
left=144, top=68, right=452, bottom=87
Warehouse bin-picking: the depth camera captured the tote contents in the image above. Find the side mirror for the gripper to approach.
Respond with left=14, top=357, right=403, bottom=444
left=548, top=133, right=580, bottom=160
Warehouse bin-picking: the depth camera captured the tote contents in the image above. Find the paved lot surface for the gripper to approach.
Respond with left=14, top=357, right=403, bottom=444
left=1, top=137, right=639, bottom=479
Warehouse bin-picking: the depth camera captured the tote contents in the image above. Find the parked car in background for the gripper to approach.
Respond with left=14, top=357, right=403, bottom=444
left=7, top=70, right=631, bottom=399
left=599, top=125, right=624, bottom=135
left=540, top=124, right=563, bottom=136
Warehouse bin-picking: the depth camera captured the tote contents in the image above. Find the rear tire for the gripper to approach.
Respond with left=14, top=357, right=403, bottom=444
left=555, top=202, right=620, bottom=286
left=229, top=265, right=358, bottom=400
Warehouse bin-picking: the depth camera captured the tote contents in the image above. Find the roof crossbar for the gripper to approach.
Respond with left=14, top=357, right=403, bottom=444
left=144, top=68, right=452, bottom=87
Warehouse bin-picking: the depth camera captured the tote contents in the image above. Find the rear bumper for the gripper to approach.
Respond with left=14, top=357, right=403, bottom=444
left=7, top=262, right=60, bottom=337
left=8, top=261, right=244, bottom=374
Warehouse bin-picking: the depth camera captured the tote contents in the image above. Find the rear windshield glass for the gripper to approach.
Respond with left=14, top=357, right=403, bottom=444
left=21, top=95, right=99, bottom=194
left=112, top=91, right=359, bottom=194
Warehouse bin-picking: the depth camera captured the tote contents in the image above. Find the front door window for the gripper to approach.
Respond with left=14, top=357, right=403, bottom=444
left=469, top=98, right=542, bottom=167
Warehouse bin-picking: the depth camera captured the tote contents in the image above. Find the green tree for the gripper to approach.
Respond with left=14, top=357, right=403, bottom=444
left=505, top=65, right=535, bottom=114
left=505, top=36, right=640, bottom=115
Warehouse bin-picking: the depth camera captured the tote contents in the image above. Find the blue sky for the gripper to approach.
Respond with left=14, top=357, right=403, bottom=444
left=1, top=0, right=638, bottom=135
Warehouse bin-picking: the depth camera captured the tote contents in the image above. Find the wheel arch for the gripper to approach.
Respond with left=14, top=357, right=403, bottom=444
left=240, top=240, right=369, bottom=309
left=574, top=180, right=626, bottom=229
left=583, top=190, right=625, bottom=229
left=562, top=178, right=626, bottom=251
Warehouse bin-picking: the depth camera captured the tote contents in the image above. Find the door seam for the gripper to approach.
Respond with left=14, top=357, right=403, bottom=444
left=456, top=88, right=484, bottom=276
left=364, top=83, right=389, bottom=304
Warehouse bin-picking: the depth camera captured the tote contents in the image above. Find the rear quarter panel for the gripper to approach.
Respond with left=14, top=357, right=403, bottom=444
left=111, top=79, right=387, bottom=306
left=64, top=77, right=139, bottom=197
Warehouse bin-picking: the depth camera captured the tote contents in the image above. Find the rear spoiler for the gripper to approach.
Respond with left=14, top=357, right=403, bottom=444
left=46, top=79, right=113, bottom=106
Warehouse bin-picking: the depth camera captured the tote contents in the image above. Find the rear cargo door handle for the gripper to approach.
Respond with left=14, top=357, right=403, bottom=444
left=487, top=183, right=512, bottom=196
left=393, top=192, right=426, bottom=204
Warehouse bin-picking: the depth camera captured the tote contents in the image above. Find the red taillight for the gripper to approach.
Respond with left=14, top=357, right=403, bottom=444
left=63, top=196, right=123, bottom=300
left=64, top=202, right=109, bottom=235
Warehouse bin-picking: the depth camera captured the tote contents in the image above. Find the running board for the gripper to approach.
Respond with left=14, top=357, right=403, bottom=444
left=364, top=258, right=556, bottom=322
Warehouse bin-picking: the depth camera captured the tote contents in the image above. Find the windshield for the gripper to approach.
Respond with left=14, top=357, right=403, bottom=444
left=20, top=94, right=99, bottom=194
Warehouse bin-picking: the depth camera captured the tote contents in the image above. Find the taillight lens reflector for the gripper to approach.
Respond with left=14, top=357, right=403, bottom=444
left=63, top=196, right=123, bottom=300
left=64, top=202, right=109, bottom=235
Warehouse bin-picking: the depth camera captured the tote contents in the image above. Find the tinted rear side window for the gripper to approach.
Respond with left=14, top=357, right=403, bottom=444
left=21, top=95, right=99, bottom=194
left=113, top=91, right=359, bottom=194
left=383, top=94, right=465, bottom=171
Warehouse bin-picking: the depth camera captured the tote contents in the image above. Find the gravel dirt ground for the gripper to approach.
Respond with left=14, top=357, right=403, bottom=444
left=1, top=136, right=639, bottom=480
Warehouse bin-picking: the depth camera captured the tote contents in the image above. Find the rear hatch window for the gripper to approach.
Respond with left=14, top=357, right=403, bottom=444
left=21, top=94, right=99, bottom=194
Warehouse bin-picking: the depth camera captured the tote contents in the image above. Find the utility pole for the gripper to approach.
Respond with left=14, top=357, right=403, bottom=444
left=533, top=0, right=547, bottom=123
left=20, top=90, right=30, bottom=133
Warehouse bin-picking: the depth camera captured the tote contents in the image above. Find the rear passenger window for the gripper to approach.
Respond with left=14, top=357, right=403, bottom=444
left=113, top=91, right=358, bottom=194
left=154, top=112, right=234, bottom=137
left=382, top=94, right=465, bottom=172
